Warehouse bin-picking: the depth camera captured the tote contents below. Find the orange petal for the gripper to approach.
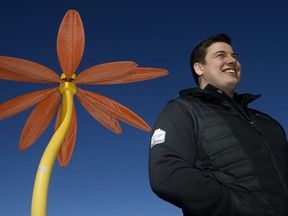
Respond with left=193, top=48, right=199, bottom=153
left=76, top=61, right=138, bottom=84
left=19, top=92, right=61, bottom=150
left=56, top=105, right=77, bottom=167
left=0, top=87, right=59, bottom=120
left=98, top=67, right=169, bottom=84
left=0, top=56, right=61, bottom=83
left=77, top=92, right=122, bottom=134
left=77, top=88, right=151, bottom=131
left=57, top=10, right=85, bottom=79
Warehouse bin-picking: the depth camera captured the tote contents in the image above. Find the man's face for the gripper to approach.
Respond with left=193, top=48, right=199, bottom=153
left=197, top=42, right=241, bottom=96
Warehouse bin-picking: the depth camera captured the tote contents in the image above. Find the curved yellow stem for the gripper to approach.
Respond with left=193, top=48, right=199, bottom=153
left=31, top=82, right=76, bottom=216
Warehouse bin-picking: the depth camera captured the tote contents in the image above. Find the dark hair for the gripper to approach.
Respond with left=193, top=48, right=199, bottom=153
left=190, top=34, right=232, bottom=85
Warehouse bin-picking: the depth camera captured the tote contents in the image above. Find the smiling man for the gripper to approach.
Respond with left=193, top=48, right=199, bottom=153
left=193, top=40, right=241, bottom=98
left=149, top=34, right=288, bottom=216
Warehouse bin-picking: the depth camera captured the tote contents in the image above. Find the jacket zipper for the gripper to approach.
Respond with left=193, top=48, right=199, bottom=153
left=231, top=100, right=288, bottom=196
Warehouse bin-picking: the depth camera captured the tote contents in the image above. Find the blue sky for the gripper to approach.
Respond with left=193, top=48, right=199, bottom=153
left=1, top=0, right=288, bottom=215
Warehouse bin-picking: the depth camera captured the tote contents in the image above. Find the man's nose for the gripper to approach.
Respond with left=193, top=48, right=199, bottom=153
left=226, top=55, right=237, bottom=64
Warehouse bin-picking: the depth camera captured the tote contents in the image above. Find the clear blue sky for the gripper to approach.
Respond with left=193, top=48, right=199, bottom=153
left=1, top=0, right=288, bottom=215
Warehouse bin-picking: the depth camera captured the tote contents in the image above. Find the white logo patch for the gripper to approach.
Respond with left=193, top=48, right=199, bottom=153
left=151, top=128, right=166, bottom=148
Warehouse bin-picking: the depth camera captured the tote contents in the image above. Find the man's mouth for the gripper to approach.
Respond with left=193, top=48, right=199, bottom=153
left=223, top=68, right=236, bottom=74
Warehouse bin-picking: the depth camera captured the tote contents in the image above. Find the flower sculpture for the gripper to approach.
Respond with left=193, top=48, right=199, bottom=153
left=0, top=10, right=168, bottom=216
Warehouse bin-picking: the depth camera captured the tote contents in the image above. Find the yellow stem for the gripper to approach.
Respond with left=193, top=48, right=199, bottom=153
left=31, top=82, right=76, bottom=216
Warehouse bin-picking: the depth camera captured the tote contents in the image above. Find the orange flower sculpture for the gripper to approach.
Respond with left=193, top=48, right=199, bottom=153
left=0, top=9, right=168, bottom=168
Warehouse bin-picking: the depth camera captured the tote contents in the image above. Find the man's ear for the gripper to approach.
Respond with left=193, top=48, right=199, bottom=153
left=194, top=63, right=204, bottom=76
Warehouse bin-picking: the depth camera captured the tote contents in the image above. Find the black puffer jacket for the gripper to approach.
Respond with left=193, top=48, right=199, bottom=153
left=149, top=85, right=288, bottom=216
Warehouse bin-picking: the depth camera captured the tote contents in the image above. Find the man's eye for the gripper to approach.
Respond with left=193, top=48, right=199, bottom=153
left=217, top=54, right=225, bottom=57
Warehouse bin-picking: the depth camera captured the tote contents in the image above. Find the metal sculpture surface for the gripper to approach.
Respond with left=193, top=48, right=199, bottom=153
left=0, top=10, right=168, bottom=216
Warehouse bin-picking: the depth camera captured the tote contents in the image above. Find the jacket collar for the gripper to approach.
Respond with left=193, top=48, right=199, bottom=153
left=179, top=84, right=261, bottom=107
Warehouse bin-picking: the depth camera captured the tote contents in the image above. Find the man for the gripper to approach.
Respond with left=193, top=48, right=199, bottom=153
left=148, top=34, right=288, bottom=215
